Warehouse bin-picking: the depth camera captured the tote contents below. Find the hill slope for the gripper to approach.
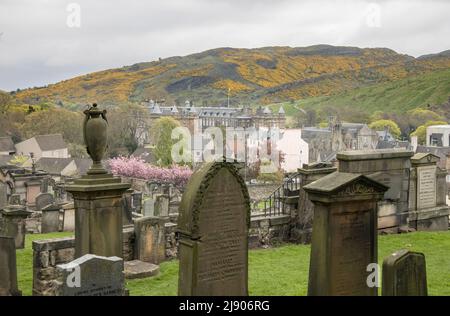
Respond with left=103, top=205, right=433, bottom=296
left=285, top=68, right=450, bottom=114
left=11, top=45, right=450, bottom=108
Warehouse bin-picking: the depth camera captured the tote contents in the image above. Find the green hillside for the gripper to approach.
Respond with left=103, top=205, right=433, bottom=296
left=270, top=68, right=450, bottom=117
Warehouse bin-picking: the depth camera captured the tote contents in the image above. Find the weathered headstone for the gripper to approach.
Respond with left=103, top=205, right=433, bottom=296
left=41, top=203, right=61, bottom=233
left=134, top=216, right=167, bottom=264
left=304, top=172, right=388, bottom=296
left=132, top=191, right=142, bottom=214
left=154, top=194, right=169, bottom=217
left=35, top=193, right=54, bottom=212
left=291, top=162, right=337, bottom=244
left=122, top=189, right=134, bottom=227
left=0, top=237, right=21, bottom=296
left=62, top=202, right=75, bottom=232
left=143, top=198, right=155, bottom=217
left=177, top=162, right=250, bottom=296
left=382, top=249, right=427, bottom=296
left=56, top=254, right=125, bottom=296
left=0, top=182, right=7, bottom=209
left=0, top=205, right=32, bottom=249
left=409, top=153, right=450, bottom=231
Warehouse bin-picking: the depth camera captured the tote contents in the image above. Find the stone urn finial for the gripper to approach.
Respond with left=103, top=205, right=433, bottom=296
left=83, top=103, right=108, bottom=174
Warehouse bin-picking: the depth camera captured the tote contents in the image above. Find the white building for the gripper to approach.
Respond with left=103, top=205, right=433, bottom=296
left=426, top=125, right=450, bottom=147
left=15, top=134, right=70, bottom=159
left=276, top=129, right=309, bottom=172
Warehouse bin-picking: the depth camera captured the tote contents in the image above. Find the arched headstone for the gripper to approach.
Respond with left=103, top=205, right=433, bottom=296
left=177, top=162, right=250, bottom=296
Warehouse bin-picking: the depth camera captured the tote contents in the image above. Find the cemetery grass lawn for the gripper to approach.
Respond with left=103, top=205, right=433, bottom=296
left=17, top=231, right=450, bottom=296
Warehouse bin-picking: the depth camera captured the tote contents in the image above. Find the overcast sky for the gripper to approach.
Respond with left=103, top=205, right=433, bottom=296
left=0, top=0, right=449, bottom=91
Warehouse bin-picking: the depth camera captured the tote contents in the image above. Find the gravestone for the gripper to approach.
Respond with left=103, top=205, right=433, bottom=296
left=291, top=162, right=337, bottom=244
left=35, top=193, right=54, bottom=212
left=41, top=203, right=61, bottom=233
left=56, top=254, right=125, bottom=296
left=0, top=237, right=21, bottom=296
left=143, top=198, right=155, bottom=217
left=154, top=194, right=169, bottom=217
left=122, top=189, right=134, bottom=227
left=0, top=182, right=7, bottom=209
left=304, top=172, right=388, bottom=296
left=177, top=161, right=250, bottom=296
left=62, top=202, right=75, bottom=232
left=134, top=216, right=167, bottom=264
left=382, top=249, right=427, bottom=296
left=409, top=153, right=450, bottom=231
left=0, top=205, right=32, bottom=249
left=9, top=194, right=21, bottom=206
left=132, top=191, right=142, bottom=214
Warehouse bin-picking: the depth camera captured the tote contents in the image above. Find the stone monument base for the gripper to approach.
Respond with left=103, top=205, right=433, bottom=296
left=408, top=206, right=450, bottom=231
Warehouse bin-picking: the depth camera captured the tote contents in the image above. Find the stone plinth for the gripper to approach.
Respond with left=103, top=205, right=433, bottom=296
left=304, top=172, right=388, bottom=296
left=0, top=205, right=32, bottom=249
left=65, top=173, right=130, bottom=258
left=337, top=149, right=414, bottom=232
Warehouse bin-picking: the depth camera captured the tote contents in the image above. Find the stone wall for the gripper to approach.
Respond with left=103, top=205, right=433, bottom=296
left=247, top=184, right=280, bottom=202
left=248, top=214, right=290, bottom=248
left=32, top=237, right=75, bottom=296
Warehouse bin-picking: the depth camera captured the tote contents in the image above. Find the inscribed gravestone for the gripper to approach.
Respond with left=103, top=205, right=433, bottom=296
left=0, top=236, right=21, bottom=296
left=41, top=204, right=61, bottom=233
left=382, top=249, right=427, bottom=296
left=154, top=194, right=169, bottom=217
left=304, top=172, right=388, bottom=296
left=56, top=254, right=125, bottom=296
left=132, top=191, right=142, bottom=214
left=134, top=216, right=167, bottom=264
left=143, top=198, right=155, bottom=217
left=35, top=193, right=54, bottom=212
left=177, top=162, right=250, bottom=296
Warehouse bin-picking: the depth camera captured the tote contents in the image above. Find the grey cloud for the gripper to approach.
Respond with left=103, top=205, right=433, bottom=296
left=0, top=0, right=449, bottom=91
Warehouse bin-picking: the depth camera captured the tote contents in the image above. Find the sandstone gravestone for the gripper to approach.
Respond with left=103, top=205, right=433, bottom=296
left=409, top=153, right=450, bottom=231
left=122, top=189, right=134, bottom=227
left=132, top=191, right=142, bottom=214
left=292, top=162, right=337, bottom=244
left=56, top=254, right=125, bottom=296
left=382, top=249, right=427, bottom=296
left=177, top=162, right=250, bottom=296
left=0, top=205, right=32, bottom=249
left=35, top=193, right=54, bottom=212
left=134, top=216, right=167, bottom=264
left=304, top=172, right=388, bottom=296
left=0, top=236, right=21, bottom=296
left=143, top=198, right=155, bottom=217
left=41, top=203, right=61, bottom=233
left=154, top=194, right=169, bottom=217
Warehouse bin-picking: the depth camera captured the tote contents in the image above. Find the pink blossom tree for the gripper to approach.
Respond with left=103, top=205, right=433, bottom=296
left=108, top=156, right=192, bottom=188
